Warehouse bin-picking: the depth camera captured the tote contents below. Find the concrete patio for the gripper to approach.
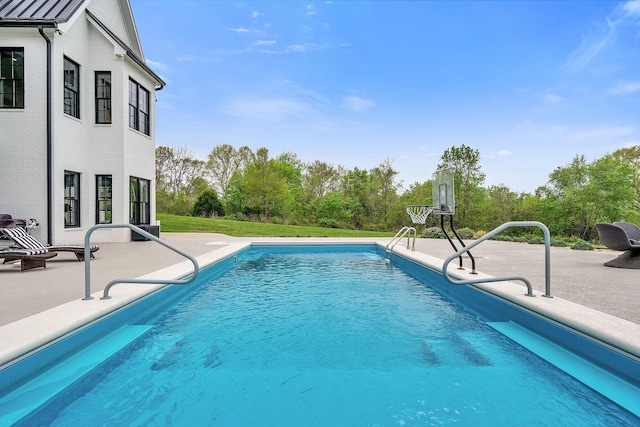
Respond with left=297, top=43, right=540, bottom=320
left=1, top=233, right=637, bottom=327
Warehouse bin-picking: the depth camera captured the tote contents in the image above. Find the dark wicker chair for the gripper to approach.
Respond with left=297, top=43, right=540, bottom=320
left=594, top=222, right=640, bottom=269
left=0, top=215, right=26, bottom=235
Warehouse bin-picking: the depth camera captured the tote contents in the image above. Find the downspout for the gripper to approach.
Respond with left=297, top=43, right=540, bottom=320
left=38, top=26, right=53, bottom=245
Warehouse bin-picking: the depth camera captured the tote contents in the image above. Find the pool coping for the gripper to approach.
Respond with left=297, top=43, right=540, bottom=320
left=0, top=240, right=639, bottom=369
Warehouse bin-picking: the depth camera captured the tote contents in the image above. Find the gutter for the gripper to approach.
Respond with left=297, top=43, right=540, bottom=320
left=38, top=26, right=53, bottom=245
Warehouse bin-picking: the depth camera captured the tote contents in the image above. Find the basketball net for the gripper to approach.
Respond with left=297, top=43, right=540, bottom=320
left=406, top=205, right=433, bottom=224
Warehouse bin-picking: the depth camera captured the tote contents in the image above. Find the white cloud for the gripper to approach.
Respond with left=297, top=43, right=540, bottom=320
left=258, top=43, right=330, bottom=54
left=544, top=93, right=564, bottom=103
left=486, top=150, right=514, bottom=159
left=306, top=4, right=316, bottom=16
left=607, top=81, right=640, bottom=95
left=176, top=54, right=210, bottom=63
left=562, top=0, right=640, bottom=73
left=621, top=0, right=640, bottom=17
left=571, top=124, right=636, bottom=141
left=230, top=27, right=250, bottom=33
left=251, top=11, right=262, bottom=18
left=218, top=96, right=315, bottom=121
left=287, top=44, right=307, bottom=52
left=145, top=58, right=168, bottom=71
left=342, top=96, right=376, bottom=112
left=251, top=40, right=277, bottom=47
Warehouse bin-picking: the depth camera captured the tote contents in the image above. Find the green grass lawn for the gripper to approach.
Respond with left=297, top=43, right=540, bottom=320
left=157, top=214, right=395, bottom=238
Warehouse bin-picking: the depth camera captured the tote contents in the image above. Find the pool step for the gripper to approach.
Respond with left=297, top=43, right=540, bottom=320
left=0, top=324, right=152, bottom=425
left=488, top=321, right=640, bottom=417
left=421, top=332, right=492, bottom=367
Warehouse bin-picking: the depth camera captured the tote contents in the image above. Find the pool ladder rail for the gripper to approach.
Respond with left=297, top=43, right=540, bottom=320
left=386, top=226, right=417, bottom=261
left=82, top=224, right=200, bottom=300
left=442, top=221, right=553, bottom=298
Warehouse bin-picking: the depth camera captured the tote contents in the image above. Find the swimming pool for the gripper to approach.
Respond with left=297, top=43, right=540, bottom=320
left=1, top=244, right=639, bottom=425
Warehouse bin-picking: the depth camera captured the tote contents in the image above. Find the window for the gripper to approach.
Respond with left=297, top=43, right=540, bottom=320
left=95, top=71, right=111, bottom=124
left=128, top=78, right=150, bottom=135
left=0, top=48, right=24, bottom=108
left=96, top=175, right=112, bottom=224
left=64, top=57, right=80, bottom=118
left=64, top=171, right=81, bottom=227
left=130, top=176, right=150, bottom=225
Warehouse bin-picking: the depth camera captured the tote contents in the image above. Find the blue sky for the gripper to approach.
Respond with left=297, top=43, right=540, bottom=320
left=130, top=0, right=640, bottom=193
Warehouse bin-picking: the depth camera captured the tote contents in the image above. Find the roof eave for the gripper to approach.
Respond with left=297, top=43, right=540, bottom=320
left=86, top=9, right=165, bottom=90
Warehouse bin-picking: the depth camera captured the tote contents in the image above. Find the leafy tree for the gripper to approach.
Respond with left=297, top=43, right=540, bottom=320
left=242, top=148, right=288, bottom=221
left=481, top=184, right=518, bottom=231
left=312, top=191, right=353, bottom=228
left=274, top=152, right=306, bottom=223
left=341, top=167, right=373, bottom=229
left=611, top=145, right=640, bottom=208
left=538, top=154, right=637, bottom=239
left=222, top=171, right=248, bottom=219
left=369, top=158, right=402, bottom=229
left=400, top=181, right=433, bottom=206
left=303, top=160, right=342, bottom=201
left=155, top=146, right=206, bottom=214
left=206, top=144, right=252, bottom=196
left=436, top=144, right=486, bottom=228
left=192, top=189, right=225, bottom=217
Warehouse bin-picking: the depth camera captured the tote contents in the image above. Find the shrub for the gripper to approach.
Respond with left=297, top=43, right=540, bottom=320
left=491, top=235, right=513, bottom=242
left=191, top=189, right=224, bottom=218
left=317, top=218, right=342, bottom=229
left=456, top=227, right=475, bottom=239
left=422, top=227, right=444, bottom=239
left=550, top=239, right=567, bottom=247
left=571, top=240, right=594, bottom=251
left=473, top=230, right=487, bottom=239
left=528, top=236, right=545, bottom=244
left=512, top=236, right=528, bottom=243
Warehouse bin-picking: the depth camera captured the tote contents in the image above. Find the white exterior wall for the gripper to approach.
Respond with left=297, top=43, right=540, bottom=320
left=0, top=0, right=159, bottom=244
left=0, top=28, right=51, bottom=243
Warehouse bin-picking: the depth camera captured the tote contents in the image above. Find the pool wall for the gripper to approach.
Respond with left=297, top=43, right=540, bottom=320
left=1, top=240, right=640, bottom=420
left=384, top=247, right=640, bottom=386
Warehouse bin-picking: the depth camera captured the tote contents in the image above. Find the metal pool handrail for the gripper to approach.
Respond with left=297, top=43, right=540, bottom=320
left=442, top=221, right=552, bottom=298
left=386, top=226, right=416, bottom=261
left=83, top=224, right=200, bottom=300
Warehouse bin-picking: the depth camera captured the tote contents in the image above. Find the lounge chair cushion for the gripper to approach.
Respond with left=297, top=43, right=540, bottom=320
left=1, top=227, right=99, bottom=261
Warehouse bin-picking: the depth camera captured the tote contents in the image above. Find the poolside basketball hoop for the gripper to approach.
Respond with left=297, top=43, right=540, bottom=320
left=406, top=205, right=433, bottom=224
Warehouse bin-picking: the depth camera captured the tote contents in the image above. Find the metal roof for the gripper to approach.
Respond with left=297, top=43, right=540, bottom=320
left=0, top=0, right=85, bottom=24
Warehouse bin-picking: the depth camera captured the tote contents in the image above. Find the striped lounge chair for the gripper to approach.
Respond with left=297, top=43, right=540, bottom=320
left=1, top=227, right=99, bottom=261
left=0, top=248, right=57, bottom=272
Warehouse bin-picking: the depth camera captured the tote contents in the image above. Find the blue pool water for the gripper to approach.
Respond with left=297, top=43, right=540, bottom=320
left=2, top=246, right=639, bottom=426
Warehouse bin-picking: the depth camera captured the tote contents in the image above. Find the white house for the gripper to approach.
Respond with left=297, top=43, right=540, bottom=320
left=0, top=0, right=164, bottom=244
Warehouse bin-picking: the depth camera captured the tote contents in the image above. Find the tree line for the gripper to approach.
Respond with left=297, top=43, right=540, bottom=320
left=155, top=144, right=639, bottom=241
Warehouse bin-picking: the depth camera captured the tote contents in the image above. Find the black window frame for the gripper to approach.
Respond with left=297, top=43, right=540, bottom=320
left=96, top=175, right=113, bottom=224
left=64, top=56, right=80, bottom=118
left=64, top=171, right=81, bottom=228
left=95, top=71, right=112, bottom=124
left=128, top=78, right=150, bottom=135
left=0, top=47, right=24, bottom=109
left=130, top=176, right=150, bottom=225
